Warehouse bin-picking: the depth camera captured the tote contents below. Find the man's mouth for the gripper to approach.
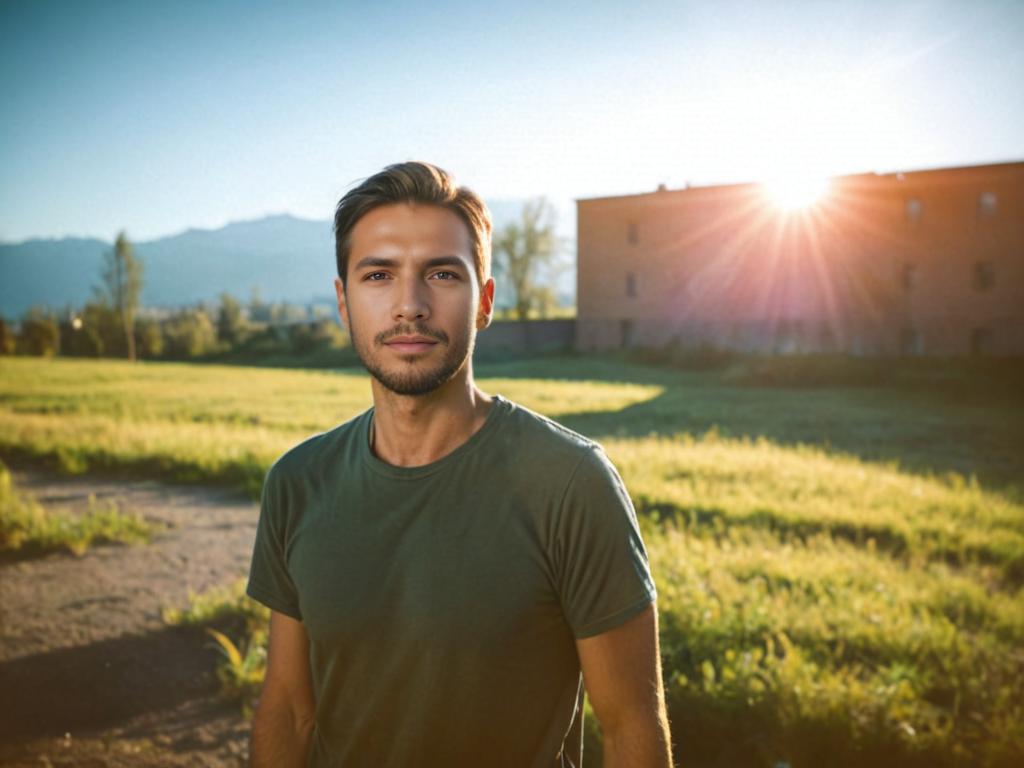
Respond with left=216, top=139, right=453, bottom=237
left=383, top=335, right=440, bottom=354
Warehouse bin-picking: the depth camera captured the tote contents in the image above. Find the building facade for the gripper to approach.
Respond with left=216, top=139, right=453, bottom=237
left=576, top=162, right=1024, bottom=356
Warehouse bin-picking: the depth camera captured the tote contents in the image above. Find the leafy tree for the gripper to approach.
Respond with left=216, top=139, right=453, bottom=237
left=288, top=318, right=348, bottom=355
left=216, top=293, right=249, bottom=347
left=492, top=198, right=559, bottom=320
left=80, top=302, right=121, bottom=356
left=96, top=231, right=143, bottom=361
left=0, top=318, right=15, bottom=355
left=135, top=317, right=165, bottom=358
left=163, top=308, right=217, bottom=359
left=17, top=307, right=59, bottom=356
left=60, top=311, right=104, bottom=357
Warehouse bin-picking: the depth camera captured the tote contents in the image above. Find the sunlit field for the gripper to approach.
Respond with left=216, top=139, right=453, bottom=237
left=1, top=355, right=1022, bottom=766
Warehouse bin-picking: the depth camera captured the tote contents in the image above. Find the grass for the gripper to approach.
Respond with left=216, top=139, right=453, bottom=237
left=0, top=459, right=161, bottom=557
left=4, top=354, right=1024, bottom=766
left=162, top=578, right=268, bottom=714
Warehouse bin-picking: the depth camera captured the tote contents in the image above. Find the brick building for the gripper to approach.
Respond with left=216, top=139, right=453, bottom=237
left=576, top=161, right=1024, bottom=356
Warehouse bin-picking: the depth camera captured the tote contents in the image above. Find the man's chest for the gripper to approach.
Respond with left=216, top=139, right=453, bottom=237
left=286, top=490, right=569, bottom=655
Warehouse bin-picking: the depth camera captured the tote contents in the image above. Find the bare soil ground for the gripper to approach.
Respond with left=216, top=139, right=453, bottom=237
left=0, top=467, right=259, bottom=767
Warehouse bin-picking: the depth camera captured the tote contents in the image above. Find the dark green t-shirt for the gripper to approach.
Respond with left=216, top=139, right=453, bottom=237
left=246, top=395, right=656, bottom=768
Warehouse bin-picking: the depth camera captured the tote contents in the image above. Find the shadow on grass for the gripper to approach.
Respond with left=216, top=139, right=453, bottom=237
left=479, top=354, right=1024, bottom=499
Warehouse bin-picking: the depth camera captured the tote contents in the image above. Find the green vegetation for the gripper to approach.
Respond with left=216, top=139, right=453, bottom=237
left=163, top=578, right=268, bottom=714
left=0, top=460, right=161, bottom=556
left=0, top=357, right=659, bottom=496
left=5, top=355, right=1024, bottom=766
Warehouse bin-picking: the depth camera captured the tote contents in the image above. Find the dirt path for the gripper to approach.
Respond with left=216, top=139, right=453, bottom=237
left=0, top=467, right=260, bottom=767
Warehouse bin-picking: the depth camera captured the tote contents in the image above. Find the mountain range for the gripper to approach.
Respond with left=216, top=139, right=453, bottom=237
left=0, top=201, right=574, bottom=318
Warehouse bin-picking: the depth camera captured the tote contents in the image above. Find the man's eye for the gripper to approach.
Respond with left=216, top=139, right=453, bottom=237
left=432, top=271, right=459, bottom=280
left=365, top=272, right=389, bottom=281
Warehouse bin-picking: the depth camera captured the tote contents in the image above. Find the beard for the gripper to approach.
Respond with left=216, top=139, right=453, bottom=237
left=350, top=318, right=475, bottom=396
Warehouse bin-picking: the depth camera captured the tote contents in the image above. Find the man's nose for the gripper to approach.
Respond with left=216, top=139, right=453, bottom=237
left=393, top=278, right=430, bottom=322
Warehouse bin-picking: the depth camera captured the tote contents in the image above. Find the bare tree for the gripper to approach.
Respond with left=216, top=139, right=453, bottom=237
left=97, top=231, right=143, bottom=360
left=492, top=198, right=559, bottom=321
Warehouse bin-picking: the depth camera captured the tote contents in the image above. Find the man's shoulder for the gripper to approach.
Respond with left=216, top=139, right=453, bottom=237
left=266, top=408, right=369, bottom=486
left=498, top=396, right=605, bottom=468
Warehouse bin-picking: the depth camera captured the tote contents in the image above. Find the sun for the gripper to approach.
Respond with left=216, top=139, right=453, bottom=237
left=762, top=176, right=831, bottom=211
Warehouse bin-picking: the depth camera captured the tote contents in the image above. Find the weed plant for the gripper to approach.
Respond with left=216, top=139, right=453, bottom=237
left=163, top=578, right=269, bottom=715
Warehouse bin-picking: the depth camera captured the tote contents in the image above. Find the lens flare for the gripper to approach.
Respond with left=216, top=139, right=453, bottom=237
left=762, top=176, right=830, bottom=211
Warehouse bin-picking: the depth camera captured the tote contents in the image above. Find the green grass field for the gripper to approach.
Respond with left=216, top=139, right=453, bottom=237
left=2, top=355, right=1022, bottom=766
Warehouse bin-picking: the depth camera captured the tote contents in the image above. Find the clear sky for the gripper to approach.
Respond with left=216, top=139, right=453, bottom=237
left=1, top=0, right=1022, bottom=242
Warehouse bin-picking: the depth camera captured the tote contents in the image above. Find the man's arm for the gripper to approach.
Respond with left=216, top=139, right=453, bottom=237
left=576, top=603, right=673, bottom=768
left=249, top=610, right=316, bottom=768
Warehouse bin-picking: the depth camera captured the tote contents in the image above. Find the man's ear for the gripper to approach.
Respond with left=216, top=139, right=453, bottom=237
left=334, top=277, right=350, bottom=329
left=477, top=276, right=495, bottom=330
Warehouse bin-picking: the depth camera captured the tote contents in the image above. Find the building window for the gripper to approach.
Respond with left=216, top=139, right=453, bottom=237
left=625, top=272, right=637, bottom=297
left=977, top=192, right=997, bottom=217
left=970, top=327, right=993, bottom=357
left=905, top=198, right=923, bottom=223
left=973, top=261, right=995, bottom=291
left=627, top=220, right=639, bottom=244
left=902, top=263, right=918, bottom=292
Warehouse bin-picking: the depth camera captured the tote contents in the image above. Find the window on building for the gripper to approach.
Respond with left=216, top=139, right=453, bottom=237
left=973, top=261, right=995, bottom=291
left=902, top=263, right=918, bottom=292
left=626, top=272, right=637, bottom=297
left=970, top=327, right=993, bottom=357
left=977, top=192, right=998, bottom=217
left=905, top=198, right=923, bottom=223
left=627, top=220, right=639, bottom=244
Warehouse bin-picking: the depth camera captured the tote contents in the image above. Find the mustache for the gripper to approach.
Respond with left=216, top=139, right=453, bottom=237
left=375, top=323, right=449, bottom=346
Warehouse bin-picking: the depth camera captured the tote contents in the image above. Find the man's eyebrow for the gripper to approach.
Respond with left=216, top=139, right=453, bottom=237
left=352, top=255, right=469, bottom=271
left=352, top=256, right=397, bottom=271
left=422, top=256, right=468, bottom=270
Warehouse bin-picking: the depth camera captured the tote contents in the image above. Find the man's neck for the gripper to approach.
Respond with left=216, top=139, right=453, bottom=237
left=369, top=365, right=494, bottom=468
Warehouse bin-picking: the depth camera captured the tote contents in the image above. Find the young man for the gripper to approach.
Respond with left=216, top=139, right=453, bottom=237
left=246, top=162, right=673, bottom=767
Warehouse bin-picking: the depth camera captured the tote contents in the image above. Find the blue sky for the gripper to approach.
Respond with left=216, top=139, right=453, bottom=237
left=1, top=0, right=1022, bottom=242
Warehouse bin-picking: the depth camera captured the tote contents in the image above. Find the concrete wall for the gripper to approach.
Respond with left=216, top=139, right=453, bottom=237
left=577, top=162, right=1024, bottom=356
left=474, top=318, right=574, bottom=358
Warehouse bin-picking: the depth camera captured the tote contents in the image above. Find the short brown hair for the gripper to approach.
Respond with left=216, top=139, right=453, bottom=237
left=333, top=161, right=492, bottom=289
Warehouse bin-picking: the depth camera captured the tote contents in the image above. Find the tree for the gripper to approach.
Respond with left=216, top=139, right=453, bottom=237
left=492, top=198, right=559, bottom=321
left=0, top=317, right=15, bottom=355
left=216, top=292, right=249, bottom=347
left=17, top=307, right=59, bottom=356
left=163, top=307, right=217, bottom=359
left=97, top=231, right=143, bottom=361
left=135, top=317, right=165, bottom=358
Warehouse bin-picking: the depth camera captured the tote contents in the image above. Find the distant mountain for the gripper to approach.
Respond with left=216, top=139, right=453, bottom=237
left=0, top=202, right=576, bottom=319
left=0, top=214, right=334, bottom=317
left=0, top=236, right=110, bottom=318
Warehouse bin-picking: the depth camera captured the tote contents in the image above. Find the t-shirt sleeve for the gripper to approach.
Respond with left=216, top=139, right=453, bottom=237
left=246, top=462, right=303, bottom=620
left=552, top=445, right=657, bottom=639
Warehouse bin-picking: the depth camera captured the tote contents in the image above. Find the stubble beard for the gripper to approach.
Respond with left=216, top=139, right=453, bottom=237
left=350, top=318, right=476, bottom=397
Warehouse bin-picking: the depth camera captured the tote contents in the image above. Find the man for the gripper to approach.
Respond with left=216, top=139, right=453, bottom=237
left=246, top=161, right=673, bottom=767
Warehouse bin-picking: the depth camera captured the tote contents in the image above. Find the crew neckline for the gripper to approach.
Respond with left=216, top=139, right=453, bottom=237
left=361, top=394, right=511, bottom=480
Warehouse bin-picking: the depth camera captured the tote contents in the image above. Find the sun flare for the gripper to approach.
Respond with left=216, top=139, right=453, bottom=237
left=762, top=176, right=830, bottom=211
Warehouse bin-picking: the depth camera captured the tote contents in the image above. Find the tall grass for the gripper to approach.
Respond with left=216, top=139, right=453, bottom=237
left=0, top=460, right=161, bottom=556
left=0, top=358, right=660, bottom=496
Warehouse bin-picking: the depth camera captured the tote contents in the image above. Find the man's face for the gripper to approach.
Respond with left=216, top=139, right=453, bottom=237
left=335, top=203, right=494, bottom=397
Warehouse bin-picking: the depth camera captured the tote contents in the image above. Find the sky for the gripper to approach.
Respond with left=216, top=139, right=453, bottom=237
left=1, top=0, right=1022, bottom=243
